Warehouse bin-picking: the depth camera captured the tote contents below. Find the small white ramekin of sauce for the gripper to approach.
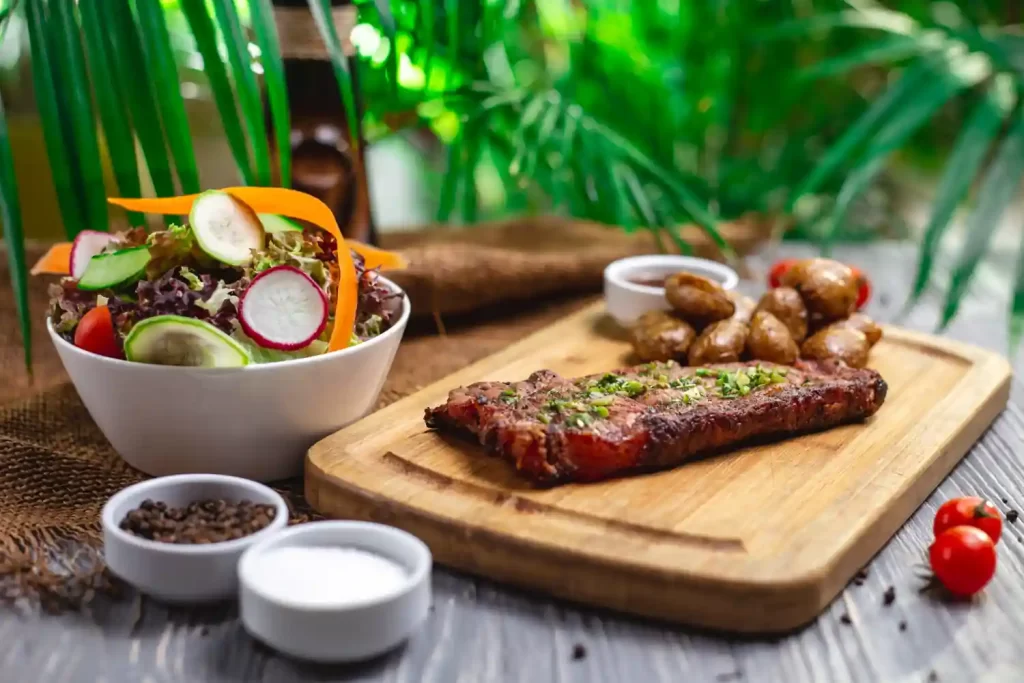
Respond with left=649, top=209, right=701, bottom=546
left=604, top=255, right=739, bottom=328
left=238, top=521, right=432, bottom=663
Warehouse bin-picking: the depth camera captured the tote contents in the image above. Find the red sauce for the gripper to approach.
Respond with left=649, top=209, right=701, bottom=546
left=629, top=273, right=667, bottom=288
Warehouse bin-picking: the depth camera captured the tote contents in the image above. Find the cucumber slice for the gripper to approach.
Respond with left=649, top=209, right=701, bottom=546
left=77, top=246, right=151, bottom=291
left=258, top=213, right=303, bottom=234
left=124, top=315, right=250, bottom=367
left=189, top=190, right=265, bottom=266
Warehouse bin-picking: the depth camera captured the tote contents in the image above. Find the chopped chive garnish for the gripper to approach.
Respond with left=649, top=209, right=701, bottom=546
left=623, top=381, right=645, bottom=396
left=566, top=413, right=593, bottom=429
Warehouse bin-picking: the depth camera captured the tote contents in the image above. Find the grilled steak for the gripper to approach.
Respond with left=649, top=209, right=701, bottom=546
left=425, top=359, right=887, bottom=485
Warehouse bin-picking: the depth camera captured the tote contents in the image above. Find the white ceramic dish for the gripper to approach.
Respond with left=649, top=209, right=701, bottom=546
left=239, top=521, right=431, bottom=663
left=604, top=254, right=739, bottom=328
left=48, top=276, right=410, bottom=482
left=101, top=474, right=289, bottom=603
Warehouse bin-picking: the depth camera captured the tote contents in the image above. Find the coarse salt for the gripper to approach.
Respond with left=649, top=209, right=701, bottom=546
left=249, top=546, right=408, bottom=606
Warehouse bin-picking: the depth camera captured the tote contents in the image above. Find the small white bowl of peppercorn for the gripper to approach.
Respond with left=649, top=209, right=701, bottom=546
left=101, top=474, right=289, bottom=604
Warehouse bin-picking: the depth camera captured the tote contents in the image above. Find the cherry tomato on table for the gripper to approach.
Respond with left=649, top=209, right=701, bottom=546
left=934, top=496, right=1003, bottom=544
left=74, top=305, right=122, bottom=359
left=929, top=526, right=997, bottom=597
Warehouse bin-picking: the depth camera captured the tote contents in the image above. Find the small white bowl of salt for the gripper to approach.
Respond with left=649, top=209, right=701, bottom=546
left=238, top=520, right=432, bottom=663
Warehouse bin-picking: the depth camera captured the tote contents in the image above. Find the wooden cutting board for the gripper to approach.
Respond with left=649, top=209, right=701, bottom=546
left=305, top=302, right=1011, bottom=633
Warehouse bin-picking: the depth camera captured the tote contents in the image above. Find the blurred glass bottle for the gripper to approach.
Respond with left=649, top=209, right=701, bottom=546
left=269, top=0, right=376, bottom=244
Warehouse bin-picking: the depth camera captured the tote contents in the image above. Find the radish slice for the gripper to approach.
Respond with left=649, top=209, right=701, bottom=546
left=70, top=231, right=115, bottom=280
left=189, top=190, right=265, bottom=266
left=239, top=265, right=329, bottom=350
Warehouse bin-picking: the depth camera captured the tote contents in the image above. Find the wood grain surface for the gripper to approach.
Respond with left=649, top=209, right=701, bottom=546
left=306, top=307, right=1009, bottom=633
left=3, top=242, right=1024, bottom=682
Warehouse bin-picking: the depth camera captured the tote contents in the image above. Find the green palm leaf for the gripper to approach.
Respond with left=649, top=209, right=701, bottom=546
left=606, top=162, right=637, bottom=232
left=50, top=0, right=108, bottom=230
left=249, top=0, right=291, bottom=187
left=573, top=123, right=620, bottom=226
left=25, top=0, right=87, bottom=238
left=508, top=93, right=547, bottom=178
left=789, top=59, right=932, bottom=208
left=437, top=123, right=463, bottom=222
left=0, top=91, right=31, bottom=368
left=798, top=35, right=926, bottom=80
left=597, top=123, right=730, bottom=257
left=445, top=0, right=460, bottom=66
left=308, top=0, right=364, bottom=178
left=371, top=0, right=398, bottom=95
left=941, top=111, right=1024, bottom=328
left=910, top=83, right=1012, bottom=305
left=420, top=0, right=436, bottom=88
left=108, top=0, right=177, bottom=219
left=460, top=119, right=481, bottom=223
left=758, top=12, right=868, bottom=40
left=620, top=164, right=658, bottom=231
left=134, top=0, right=200, bottom=195
left=79, top=0, right=144, bottom=227
left=823, top=70, right=967, bottom=250
left=212, top=0, right=272, bottom=186
left=180, top=0, right=255, bottom=185
left=552, top=110, right=579, bottom=212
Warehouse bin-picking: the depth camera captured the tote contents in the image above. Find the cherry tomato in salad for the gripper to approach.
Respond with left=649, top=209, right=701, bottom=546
left=767, top=259, right=798, bottom=289
left=74, top=305, right=122, bottom=359
left=850, top=266, right=872, bottom=309
left=934, top=497, right=1002, bottom=544
left=929, top=526, right=997, bottom=597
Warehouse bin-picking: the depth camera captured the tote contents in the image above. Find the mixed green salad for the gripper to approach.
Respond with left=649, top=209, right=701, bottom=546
left=49, top=191, right=398, bottom=367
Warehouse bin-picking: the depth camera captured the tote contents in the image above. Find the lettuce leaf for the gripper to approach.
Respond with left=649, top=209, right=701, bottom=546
left=194, top=279, right=237, bottom=315
left=146, top=224, right=196, bottom=279
left=250, top=232, right=332, bottom=290
left=179, top=267, right=204, bottom=291
left=145, top=224, right=222, bottom=278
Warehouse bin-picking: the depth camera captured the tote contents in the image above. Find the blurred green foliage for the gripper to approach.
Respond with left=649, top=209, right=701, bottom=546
left=350, top=0, right=1024, bottom=339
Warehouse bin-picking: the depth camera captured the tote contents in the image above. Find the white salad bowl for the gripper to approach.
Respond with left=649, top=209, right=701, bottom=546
left=49, top=276, right=410, bottom=482
left=604, top=254, right=739, bottom=328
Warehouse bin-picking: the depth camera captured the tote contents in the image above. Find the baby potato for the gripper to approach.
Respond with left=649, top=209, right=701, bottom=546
left=665, top=272, right=735, bottom=327
left=629, top=310, right=697, bottom=362
left=800, top=325, right=870, bottom=369
left=687, top=319, right=749, bottom=366
left=728, top=291, right=757, bottom=325
left=780, top=258, right=858, bottom=321
left=754, top=287, right=808, bottom=342
left=747, top=311, right=799, bottom=365
left=832, top=313, right=882, bottom=346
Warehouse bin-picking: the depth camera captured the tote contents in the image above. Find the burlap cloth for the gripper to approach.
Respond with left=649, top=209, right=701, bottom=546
left=0, top=217, right=763, bottom=605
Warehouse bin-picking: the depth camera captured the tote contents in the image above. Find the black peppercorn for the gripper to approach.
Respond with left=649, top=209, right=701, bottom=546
left=119, top=498, right=277, bottom=544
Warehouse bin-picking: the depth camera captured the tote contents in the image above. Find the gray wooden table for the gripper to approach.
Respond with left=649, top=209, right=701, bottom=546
left=3, top=243, right=1022, bottom=683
